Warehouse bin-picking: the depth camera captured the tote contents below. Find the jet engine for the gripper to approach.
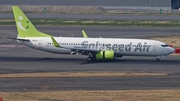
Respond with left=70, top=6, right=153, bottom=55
left=96, top=51, right=115, bottom=60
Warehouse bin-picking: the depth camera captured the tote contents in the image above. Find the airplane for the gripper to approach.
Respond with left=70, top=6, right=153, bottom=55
left=8, top=6, right=175, bottom=62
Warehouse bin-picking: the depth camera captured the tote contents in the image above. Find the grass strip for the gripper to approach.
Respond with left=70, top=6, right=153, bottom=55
left=1, top=19, right=180, bottom=27
left=0, top=72, right=167, bottom=78
left=0, top=90, right=180, bottom=101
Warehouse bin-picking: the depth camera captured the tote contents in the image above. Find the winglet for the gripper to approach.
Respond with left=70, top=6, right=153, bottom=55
left=51, top=37, right=61, bottom=47
left=82, top=30, right=88, bottom=38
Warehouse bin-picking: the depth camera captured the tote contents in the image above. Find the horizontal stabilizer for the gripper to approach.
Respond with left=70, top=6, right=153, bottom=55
left=5, top=36, right=30, bottom=41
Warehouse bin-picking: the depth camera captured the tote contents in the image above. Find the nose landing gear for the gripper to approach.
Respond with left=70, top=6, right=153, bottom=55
left=156, top=58, right=160, bottom=62
left=156, top=56, right=166, bottom=62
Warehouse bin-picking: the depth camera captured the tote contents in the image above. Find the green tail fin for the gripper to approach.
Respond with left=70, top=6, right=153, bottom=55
left=12, top=6, right=50, bottom=38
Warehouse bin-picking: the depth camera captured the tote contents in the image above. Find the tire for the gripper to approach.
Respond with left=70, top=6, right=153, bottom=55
left=156, top=58, right=160, bottom=62
left=87, top=57, right=92, bottom=61
left=87, top=56, right=97, bottom=62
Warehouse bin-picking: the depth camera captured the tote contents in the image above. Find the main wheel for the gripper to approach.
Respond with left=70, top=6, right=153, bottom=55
left=87, top=57, right=92, bottom=61
left=87, top=56, right=96, bottom=61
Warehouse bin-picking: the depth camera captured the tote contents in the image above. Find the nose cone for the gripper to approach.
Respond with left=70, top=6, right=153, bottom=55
left=169, top=47, right=175, bottom=54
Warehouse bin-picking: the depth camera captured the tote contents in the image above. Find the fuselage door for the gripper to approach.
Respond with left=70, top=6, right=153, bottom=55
left=32, top=40, right=42, bottom=48
left=152, top=43, right=156, bottom=51
left=38, top=40, right=42, bottom=48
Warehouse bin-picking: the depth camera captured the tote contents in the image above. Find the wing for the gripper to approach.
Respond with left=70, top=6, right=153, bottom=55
left=51, top=37, right=100, bottom=54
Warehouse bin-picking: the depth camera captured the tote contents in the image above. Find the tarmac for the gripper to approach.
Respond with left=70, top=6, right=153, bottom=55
left=0, top=26, right=180, bottom=92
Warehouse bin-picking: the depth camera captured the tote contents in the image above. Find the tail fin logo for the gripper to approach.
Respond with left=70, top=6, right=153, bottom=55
left=17, top=16, right=29, bottom=30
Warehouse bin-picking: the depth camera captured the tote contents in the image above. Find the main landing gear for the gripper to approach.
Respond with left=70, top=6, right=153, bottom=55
left=87, top=56, right=92, bottom=61
left=87, top=53, right=95, bottom=61
left=87, top=56, right=96, bottom=61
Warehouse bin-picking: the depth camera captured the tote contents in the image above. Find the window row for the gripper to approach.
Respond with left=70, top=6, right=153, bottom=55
left=47, top=43, right=152, bottom=47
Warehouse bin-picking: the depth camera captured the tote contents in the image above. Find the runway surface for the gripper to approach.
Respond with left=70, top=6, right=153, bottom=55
left=0, top=26, right=180, bottom=91
left=1, top=13, right=180, bottom=20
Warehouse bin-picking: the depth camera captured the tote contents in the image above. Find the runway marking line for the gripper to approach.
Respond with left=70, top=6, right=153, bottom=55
left=0, top=72, right=168, bottom=78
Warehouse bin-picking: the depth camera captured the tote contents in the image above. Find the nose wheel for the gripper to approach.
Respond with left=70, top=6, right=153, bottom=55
left=155, top=56, right=166, bottom=62
left=156, top=58, right=160, bottom=62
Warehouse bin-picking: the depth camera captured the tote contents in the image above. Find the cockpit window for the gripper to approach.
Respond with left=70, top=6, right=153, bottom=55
left=161, top=45, right=169, bottom=47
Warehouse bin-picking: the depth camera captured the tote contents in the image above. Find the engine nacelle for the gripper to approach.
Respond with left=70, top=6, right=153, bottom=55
left=96, top=51, right=115, bottom=60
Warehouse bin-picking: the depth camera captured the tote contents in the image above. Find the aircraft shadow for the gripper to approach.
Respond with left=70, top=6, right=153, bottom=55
left=0, top=56, right=180, bottom=65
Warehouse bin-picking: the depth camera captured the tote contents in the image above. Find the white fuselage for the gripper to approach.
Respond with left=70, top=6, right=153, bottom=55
left=18, top=37, right=175, bottom=57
